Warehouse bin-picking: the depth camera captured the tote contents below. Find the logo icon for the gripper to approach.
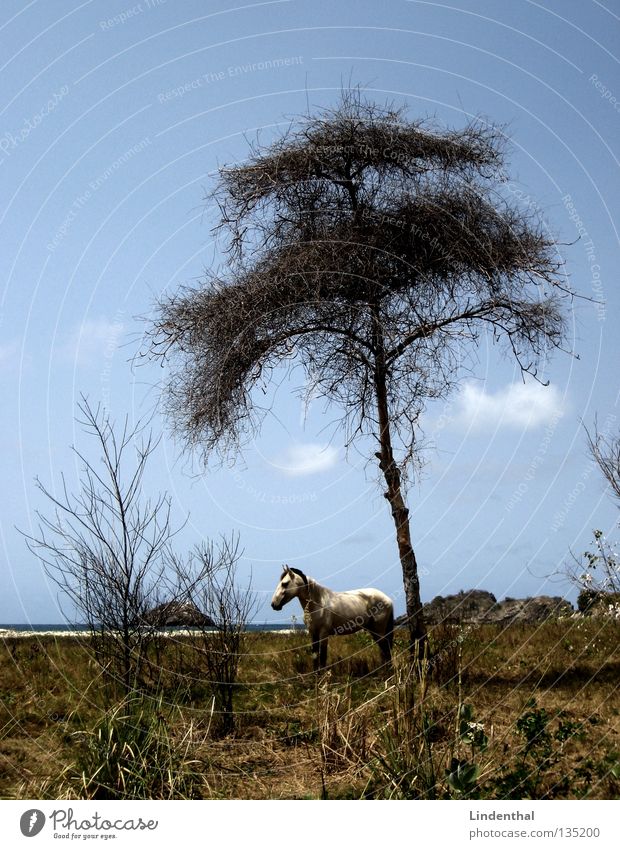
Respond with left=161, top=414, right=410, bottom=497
left=20, top=810, right=46, bottom=837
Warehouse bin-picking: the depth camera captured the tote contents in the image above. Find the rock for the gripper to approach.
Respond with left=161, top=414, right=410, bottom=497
left=139, top=601, right=214, bottom=627
left=423, top=590, right=497, bottom=625
left=479, top=595, right=573, bottom=625
left=394, top=591, right=573, bottom=627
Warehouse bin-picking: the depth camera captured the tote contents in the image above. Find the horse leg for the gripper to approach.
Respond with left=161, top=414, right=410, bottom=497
left=311, top=634, right=321, bottom=672
left=311, top=633, right=329, bottom=671
left=311, top=633, right=329, bottom=672
left=319, top=637, right=328, bottom=670
left=366, top=619, right=393, bottom=668
left=365, top=621, right=384, bottom=662
left=377, top=632, right=392, bottom=665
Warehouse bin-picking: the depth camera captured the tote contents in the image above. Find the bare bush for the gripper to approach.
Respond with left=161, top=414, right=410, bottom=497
left=586, top=422, right=620, bottom=504
left=566, top=422, right=620, bottom=616
left=23, top=398, right=182, bottom=695
left=172, top=535, right=257, bottom=734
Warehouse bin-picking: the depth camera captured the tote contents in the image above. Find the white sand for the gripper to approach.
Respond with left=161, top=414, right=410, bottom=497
left=0, top=628, right=301, bottom=638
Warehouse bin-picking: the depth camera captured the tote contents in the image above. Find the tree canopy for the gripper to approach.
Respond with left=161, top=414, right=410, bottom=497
left=151, top=95, right=567, bottom=462
left=147, top=91, right=572, bottom=651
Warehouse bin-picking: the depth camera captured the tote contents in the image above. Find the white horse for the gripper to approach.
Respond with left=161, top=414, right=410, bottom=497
left=270, top=565, right=394, bottom=671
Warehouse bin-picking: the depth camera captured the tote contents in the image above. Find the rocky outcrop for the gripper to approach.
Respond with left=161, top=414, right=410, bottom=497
left=423, top=590, right=497, bottom=624
left=478, top=595, right=573, bottom=625
left=139, top=601, right=214, bottom=627
left=395, top=591, right=573, bottom=627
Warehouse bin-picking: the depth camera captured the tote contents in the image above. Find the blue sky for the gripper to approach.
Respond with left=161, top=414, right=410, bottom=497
left=1, top=0, right=619, bottom=623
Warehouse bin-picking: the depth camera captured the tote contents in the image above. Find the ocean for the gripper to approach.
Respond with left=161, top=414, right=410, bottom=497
left=0, top=623, right=303, bottom=636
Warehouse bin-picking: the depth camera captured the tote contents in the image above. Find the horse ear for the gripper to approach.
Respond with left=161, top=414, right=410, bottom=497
left=284, top=564, right=292, bottom=576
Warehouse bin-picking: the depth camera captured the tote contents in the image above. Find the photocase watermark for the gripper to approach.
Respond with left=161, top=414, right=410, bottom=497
left=505, top=182, right=546, bottom=217
left=589, top=74, right=620, bottom=114
left=47, top=137, right=151, bottom=252
left=158, top=70, right=227, bottom=102
left=19, top=806, right=159, bottom=835
left=99, top=0, right=166, bottom=31
left=100, top=310, right=126, bottom=412
left=562, top=193, right=605, bottom=321
left=427, top=398, right=454, bottom=448
left=506, top=408, right=563, bottom=512
left=229, top=55, right=304, bottom=78
left=157, top=56, right=304, bottom=104
left=310, top=141, right=419, bottom=170
left=332, top=599, right=389, bottom=636
left=231, top=469, right=317, bottom=506
left=89, top=137, right=151, bottom=191
left=0, top=86, right=69, bottom=163
left=19, top=809, right=45, bottom=837
left=51, top=807, right=158, bottom=833
left=364, top=206, right=460, bottom=268
left=550, top=474, right=591, bottom=533
left=550, top=412, right=617, bottom=532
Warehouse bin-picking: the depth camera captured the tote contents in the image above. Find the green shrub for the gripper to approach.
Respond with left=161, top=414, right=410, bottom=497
left=489, top=700, right=585, bottom=799
left=43, top=697, right=205, bottom=799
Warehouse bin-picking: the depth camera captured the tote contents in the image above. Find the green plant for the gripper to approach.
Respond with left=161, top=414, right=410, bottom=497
left=42, top=696, right=206, bottom=799
left=363, top=658, right=443, bottom=799
left=445, top=759, right=480, bottom=796
left=458, top=703, right=489, bottom=752
left=445, top=703, right=488, bottom=798
left=490, top=700, right=585, bottom=799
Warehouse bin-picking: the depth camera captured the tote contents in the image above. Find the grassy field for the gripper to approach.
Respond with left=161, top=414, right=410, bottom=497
left=1, top=617, right=619, bottom=800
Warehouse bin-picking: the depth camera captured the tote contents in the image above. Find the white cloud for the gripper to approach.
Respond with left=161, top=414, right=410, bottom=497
left=56, top=317, right=125, bottom=366
left=274, top=441, right=339, bottom=476
left=457, top=381, right=565, bottom=430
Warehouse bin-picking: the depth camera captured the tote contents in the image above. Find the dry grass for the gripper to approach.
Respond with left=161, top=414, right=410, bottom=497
left=1, top=617, right=619, bottom=799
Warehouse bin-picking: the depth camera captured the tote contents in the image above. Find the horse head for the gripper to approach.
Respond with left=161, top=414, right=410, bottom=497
left=271, top=565, right=307, bottom=610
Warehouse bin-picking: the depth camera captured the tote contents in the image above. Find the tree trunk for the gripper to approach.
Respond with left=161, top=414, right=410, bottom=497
left=371, top=305, right=428, bottom=660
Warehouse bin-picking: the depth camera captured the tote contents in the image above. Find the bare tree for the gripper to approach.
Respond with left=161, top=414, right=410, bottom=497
left=172, top=535, right=257, bottom=734
left=585, top=421, right=620, bottom=504
left=146, top=91, right=572, bottom=656
left=24, top=398, right=182, bottom=694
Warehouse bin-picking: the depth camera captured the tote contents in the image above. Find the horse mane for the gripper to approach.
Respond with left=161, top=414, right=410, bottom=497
left=282, top=565, right=308, bottom=584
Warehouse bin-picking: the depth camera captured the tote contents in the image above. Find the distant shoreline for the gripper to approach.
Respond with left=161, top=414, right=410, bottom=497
left=0, top=625, right=303, bottom=638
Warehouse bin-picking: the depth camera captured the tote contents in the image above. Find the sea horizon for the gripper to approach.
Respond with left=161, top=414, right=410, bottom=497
left=0, top=622, right=303, bottom=634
